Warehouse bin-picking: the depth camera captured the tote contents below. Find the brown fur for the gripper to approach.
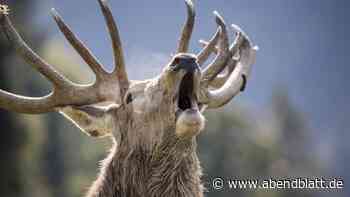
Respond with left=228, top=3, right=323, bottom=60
left=86, top=136, right=203, bottom=197
left=85, top=89, right=205, bottom=197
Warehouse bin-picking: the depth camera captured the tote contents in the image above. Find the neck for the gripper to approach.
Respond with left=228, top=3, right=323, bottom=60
left=86, top=136, right=204, bottom=197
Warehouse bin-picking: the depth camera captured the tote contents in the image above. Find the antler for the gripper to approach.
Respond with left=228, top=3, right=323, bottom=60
left=0, top=0, right=128, bottom=114
left=177, top=0, right=195, bottom=53
left=196, top=12, right=258, bottom=109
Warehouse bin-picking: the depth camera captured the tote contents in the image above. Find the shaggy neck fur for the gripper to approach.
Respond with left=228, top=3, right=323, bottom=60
left=86, top=131, right=204, bottom=197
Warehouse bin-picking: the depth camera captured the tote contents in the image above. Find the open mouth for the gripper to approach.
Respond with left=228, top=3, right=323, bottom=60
left=177, top=72, right=198, bottom=111
left=175, top=71, right=205, bottom=136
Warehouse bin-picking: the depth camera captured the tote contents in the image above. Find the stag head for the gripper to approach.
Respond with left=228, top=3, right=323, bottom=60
left=0, top=0, right=257, bottom=196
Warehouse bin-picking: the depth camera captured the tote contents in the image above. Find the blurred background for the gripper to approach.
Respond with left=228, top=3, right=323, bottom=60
left=0, top=0, right=348, bottom=197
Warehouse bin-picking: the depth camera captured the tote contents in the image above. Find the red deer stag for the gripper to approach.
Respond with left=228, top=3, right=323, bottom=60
left=0, top=0, right=257, bottom=196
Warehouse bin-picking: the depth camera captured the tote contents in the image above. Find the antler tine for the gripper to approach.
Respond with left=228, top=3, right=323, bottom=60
left=176, top=0, right=195, bottom=53
left=200, top=11, right=230, bottom=86
left=198, top=40, right=218, bottom=54
left=198, top=28, right=245, bottom=56
left=51, top=9, right=108, bottom=81
left=205, top=26, right=246, bottom=88
left=209, top=57, right=237, bottom=88
left=196, top=27, right=221, bottom=65
left=230, top=24, right=254, bottom=56
left=0, top=90, right=55, bottom=114
left=97, top=0, right=129, bottom=98
left=0, top=14, right=72, bottom=88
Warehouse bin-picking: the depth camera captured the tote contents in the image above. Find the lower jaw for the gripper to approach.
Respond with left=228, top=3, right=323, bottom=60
left=175, top=109, right=205, bottom=138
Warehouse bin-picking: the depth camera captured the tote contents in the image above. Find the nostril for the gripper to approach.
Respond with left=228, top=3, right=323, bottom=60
left=171, top=57, right=181, bottom=67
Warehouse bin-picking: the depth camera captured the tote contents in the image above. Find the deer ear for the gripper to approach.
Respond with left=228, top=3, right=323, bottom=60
left=59, top=104, right=116, bottom=138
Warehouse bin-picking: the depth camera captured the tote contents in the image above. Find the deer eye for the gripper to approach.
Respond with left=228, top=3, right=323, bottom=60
left=125, top=93, right=133, bottom=104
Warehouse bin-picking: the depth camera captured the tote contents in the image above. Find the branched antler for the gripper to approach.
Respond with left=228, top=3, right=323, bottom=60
left=196, top=12, right=258, bottom=109
left=0, top=0, right=257, bottom=113
left=0, top=0, right=127, bottom=114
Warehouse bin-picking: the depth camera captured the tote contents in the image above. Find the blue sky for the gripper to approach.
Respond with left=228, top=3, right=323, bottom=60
left=30, top=0, right=349, bottom=184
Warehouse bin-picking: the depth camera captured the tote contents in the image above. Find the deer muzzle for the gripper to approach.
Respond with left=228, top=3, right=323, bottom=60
left=174, top=57, right=204, bottom=138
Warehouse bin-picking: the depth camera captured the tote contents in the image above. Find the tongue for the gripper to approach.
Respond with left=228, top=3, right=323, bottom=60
left=178, top=95, right=191, bottom=110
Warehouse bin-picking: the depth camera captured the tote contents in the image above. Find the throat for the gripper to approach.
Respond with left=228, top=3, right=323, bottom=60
left=86, top=138, right=203, bottom=197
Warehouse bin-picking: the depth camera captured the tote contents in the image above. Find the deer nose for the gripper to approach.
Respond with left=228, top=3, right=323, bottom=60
left=174, top=59, right=200, bottom=73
